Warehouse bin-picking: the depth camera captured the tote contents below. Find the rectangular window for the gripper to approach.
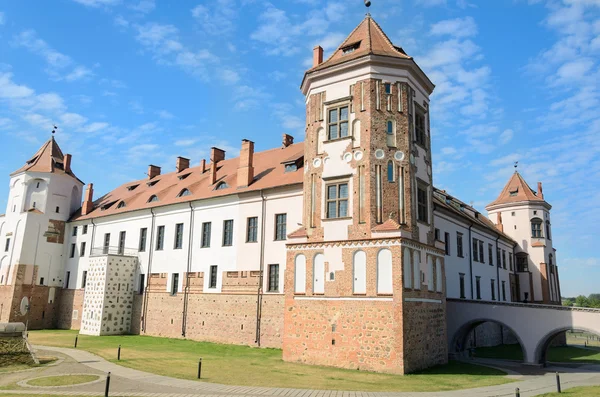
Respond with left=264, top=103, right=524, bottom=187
left=138, top=274, right=145, bottom=294
left=531, top=221, right=543, bottom=238
left=476, top=276, right=481, bottom=300
left=502, top=281, right=507, bottom=301
left=415, top=108, right=426, bottom=147
left=459, top=273, right=466, bottom=299
left=118, top=231, right=126, bottom=255
left=478, top=240, right=484, bottom=263
left=246, top=217, right=258, bottom=243
left=65, top=271, right=71, bottom=289
left=103, top=233, right=110, bottom=254
left=327, top=105, right=349, bottom=140
left=222, top=220, right=233, bottom=246
left=384, top=82, right=392, bottom=94
left=209, top=265, right=218, bottom=288
left=275, top=214, right=287, bottom=241
left=497, top=247, right=501, bottom=266
left=491, top=279, right=496, bottom=300
left=517, top=255, right=528, bottom=272
left=502, top=250, right=507, bottom=269
left=444, top=232, right=450, bottom=255
left=171, top=273, right=179, bottom=295
left=457, top=232, right=464, bottom=257
left=139, top=228, right=147, bottom=252
left=268, top=264, right=279, bottom=292
left=472, top=238, right=479, bottom=262
left=326, top=182, right=349, bottom=219
left=509, top=254, right=513, bottom=271
left=72, top=226, right=78, bottom=236
left=156, top=226, right=165, bottom=250
left=417, top=186, right=428, bottom=223
left=4, top=238, right=10, bottom=252
left=174, top=223, right=184, bottom=249
left=488, top=244, right=494, bottom=266
left=81, top=270, right=87, bottom=289
left=70, top=243, right=76, bottom=258
left=434, top=228, right=440, bottom=241
left=201, top=222, right=211, bottom=248
left=83, top=225, right=88, bottom=235
left=80, top=242, right=86, bottom=257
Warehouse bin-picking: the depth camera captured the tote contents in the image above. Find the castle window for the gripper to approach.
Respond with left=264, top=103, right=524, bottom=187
left=328, top=105, right=349, bottom=140
left=459, top=273, right=465, bottom=298
left=147, top=180, right=159, bottom=187
left=268, top=264, right=279, bottom=292
left=118, top=231, right=126, bottom=255
left=201, top=222, right=211, bottom=248
left=55, top=206, right=60, bottom=213
left=70, top=243, right=76, bottom=258
left=222, top=219, right=234, bottom=246
left=73, top=226, right=78, bottom=236
left=127, top=184, right=139, bottom=191
left=103, top=233, right=110, bottom=254
left=488, top=244, right=494, bottom=266
left=491, top=279, right=496, bottom=300
left=415, top=107, right=426, bottom=147
left=387, top=161, right=394, bottom=182
left=209, top=265, right=218, bottom=288
left=174, top=223, right=184, bottom=249
left=83, top=225, right=88, bottom=234
left=215, top=182, right=229, bottom=190
left=275, top=214, right=287, bottom=241
left=516, top=253, right=529, bottom=272
left=546, top=220, right=551, bottom=240
left=81, top=270, right=87, bottom=288
left=384, top=83, right=392, bottom=95
left=502, top=281, right=507, bottom=301
left=80, top=242, right=86, bottom=257
left=117, top=201, right=126, bottom=209
left=148, top=195, right=159, bottom=203
left=476, top=276, right=481, bottom=300
left=502, top=250, right=507, bottom=269
left=386, top=120, right=395, bottom=147
left=417, top=185, right=428, bottom=223
left=171, top=273, right=179, bottom=295
left=5, top=238, right=11, bottom=252
left=457, top=232, right=464, bottom=257
left=472, top=238, right=479, bottom=262
left=326, top=182, right=349, bottom=219
left=445, top=233, right=450, bottom=255
left=531, top=218, right=543, bottom=238
left=246, top=217, right=258, bottom=243
left=178, top=188, right=191, bottom=197
left=139, top=228, right=147, bottom=252
left=156, top=226, right=165, bottom=251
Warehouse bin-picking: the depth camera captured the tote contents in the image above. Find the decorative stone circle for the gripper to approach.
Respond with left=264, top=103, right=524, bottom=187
left=343, top=153, right=352, bottom=163
left=354, top=151, right=363, bottom=161
left=312, top=158, right=322, bottom=168
left=19, top=374, right=103, bottom=389
left=375, top=149, right=385, bottom=159
left=323, top=157, right=331, bottom=165
left=394, top=151, right=405, bottom=161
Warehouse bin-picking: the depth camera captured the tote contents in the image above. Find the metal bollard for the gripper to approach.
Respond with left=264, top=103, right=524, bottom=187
left=117, top=345, right=121, bottom=361
left=74, top=336, right=78, bottom=348
left=556, top=372, right=562, bottom=393
left=197, top=358, right=202, bottom=379
left=105, top=372, right=111, bottom=397
left=515, top=387, right=520, bottom=397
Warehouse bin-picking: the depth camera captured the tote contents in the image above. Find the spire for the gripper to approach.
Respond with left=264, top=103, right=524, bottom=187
left=486, top=171, right=545, bottom=209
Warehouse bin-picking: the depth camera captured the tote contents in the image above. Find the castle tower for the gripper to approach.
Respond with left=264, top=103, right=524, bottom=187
left=486, top=171, right=560, bottom=304
left=0, top=136, right=83, bottom=326
left=284, top=15, right=447, bottom=374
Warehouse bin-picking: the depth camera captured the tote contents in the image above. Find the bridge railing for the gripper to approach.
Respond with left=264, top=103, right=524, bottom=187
left=446, top=298, right=600, bottom=313
left=90, top=246, right=139, bottom=258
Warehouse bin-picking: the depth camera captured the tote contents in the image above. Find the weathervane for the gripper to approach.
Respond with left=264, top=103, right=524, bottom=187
left=364, top=0, right=371, bottom=15
left=514, top=161, right=518, bottom=172
left=51, top=125, right=58, bottom=136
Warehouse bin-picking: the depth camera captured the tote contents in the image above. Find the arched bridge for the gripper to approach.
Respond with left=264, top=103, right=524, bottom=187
left=447, top=299, right=600, bottom=365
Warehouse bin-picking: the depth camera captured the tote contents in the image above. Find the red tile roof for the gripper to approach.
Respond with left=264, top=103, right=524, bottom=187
left=372, top=218, right=402, bottom=232
left=287, top=227, right=308, bottom=238
left=71, top=143, right=305, bottom=221
left=486, top=172, right=544, bottom=208
left=11, top=137, right=82, bottom=183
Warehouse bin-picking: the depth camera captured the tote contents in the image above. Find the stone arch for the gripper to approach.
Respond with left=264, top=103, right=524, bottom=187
left=450, top=318, right=528, bottom=362
left=70, top=185, right=81, bottom=215
left=316, top=127, right=326, bottom=155
left=534, top=325, right=600, bottom=364
left=376, top=248, right=392, bottom=294
left=23, top=178, right=48, bottom=212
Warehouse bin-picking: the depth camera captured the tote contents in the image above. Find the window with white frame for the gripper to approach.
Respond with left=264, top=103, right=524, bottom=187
left=326, top=182, right=349, bottom=218
left=327, top=105, right=349, bottom=140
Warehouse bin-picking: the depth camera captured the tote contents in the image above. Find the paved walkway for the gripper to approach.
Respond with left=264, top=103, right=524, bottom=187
left=0, top=345, right=598, bottom=397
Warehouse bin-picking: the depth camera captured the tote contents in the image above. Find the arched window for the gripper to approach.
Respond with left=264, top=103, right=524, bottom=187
left=313, top=253, right=325, bottom=294
left=387, top=161, right=394, bottom=182
left=147, top=195, right=159, bottom=203
left=436, top=258, right=442, bottom=292
left=386, top=120, right=395, bottom=147
left=377, top=249, right=393, bottom=294
left=531, top=217, right=543, bottom=238
left=546, top=220, right=551, bottom=240
left=117, top=201, right=126, bottom=209
left=215, top=182, right=229, bottom=190
left=403, top=248, right=412, bottom=288
left=178, top=188, right=191, bottom=197
left=427, top=256, right=434, bottom=291
left=294, top=254, right=306, bottom=294
left=413, top=250, right=421, bottom=290
left=353, top=251, right=367, bottom=294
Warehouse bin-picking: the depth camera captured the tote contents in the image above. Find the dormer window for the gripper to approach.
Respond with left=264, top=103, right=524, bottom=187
left=342, top=41, right=360, bottom=55
left=27, top=156, right=38, bottom=165
left=148, top=195, right=159, bottom=203
left=117, top=201, right=126, bottom=209
left=178, top=173, right=191, bottom=181
left=147, top=180, right=159, bottom=187
left=509, top=187, right=518, bottom=197
left=178, top=188, right=191, bottom=197
left=285, top=163, right=297, bottom=173
left=215, top=182, right=229, bottom=190
left=100, top=201, right=118, bottom=211
left=127, top=184, right=139, bottom=191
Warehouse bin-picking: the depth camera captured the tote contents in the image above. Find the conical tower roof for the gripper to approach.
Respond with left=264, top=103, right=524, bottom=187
left=486, top=171, right=545, bottom=209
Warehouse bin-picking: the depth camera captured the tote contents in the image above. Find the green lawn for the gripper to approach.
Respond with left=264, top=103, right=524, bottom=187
left=27, top=374, right=99, bottom=387
left=28, top=330, right=513, bottom=392
left=474, top=343, right=600, bottom=363
left=536, top=386, right=600, bottom=396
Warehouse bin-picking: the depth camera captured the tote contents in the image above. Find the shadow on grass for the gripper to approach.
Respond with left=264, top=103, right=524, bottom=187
left=413, top=360, right=508, bottom=376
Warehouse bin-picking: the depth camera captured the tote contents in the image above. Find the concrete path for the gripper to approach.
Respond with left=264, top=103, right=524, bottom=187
left=0, top=345, right=598, bottom=397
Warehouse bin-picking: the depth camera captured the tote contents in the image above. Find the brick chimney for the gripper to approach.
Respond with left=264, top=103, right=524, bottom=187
left=82, top=183, right=94, bottom=215
left=237, top=139, right=254, bottom=188
left=282, top=134, right=294, bottom=148
left=313, top=46, right=324, bottom=67
left=537, top=182, right=544, bottom=199
left=148, top=165, right=161, bottom=180
left=210, top=147, right=225, bottom=184
left=64, top=154, right=72, bottom=173
left=496, top=212, right=504, bottom=233
left=200, top=159, right=206, bottom=173
left=176, top=156, right=190, bottom=173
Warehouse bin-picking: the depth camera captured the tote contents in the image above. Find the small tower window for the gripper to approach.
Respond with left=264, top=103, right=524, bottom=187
left=215, top=182, right=229, bottom=190
left=387, top=161, right=394, bottom=182
left=147, top=195, right=159, bottom=203
left=386, top=120, right=395, bottom=147
left=531, top=217, right=543, bottom=238
left=178, top=188, right=191, bottom=197
left=117, top=201, right=126, bottom=209
left=55, top=206, right=60, bottom=213
left=546, top=220, right=551, bottom=240
left=384, top=83, right=392, bottom=95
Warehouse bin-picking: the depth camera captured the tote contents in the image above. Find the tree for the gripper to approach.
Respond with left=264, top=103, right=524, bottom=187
left=575, top=295, right=590, bottom=307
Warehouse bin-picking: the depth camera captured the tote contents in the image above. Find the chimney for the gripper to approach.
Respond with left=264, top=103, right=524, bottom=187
left=148, top=165, right=161, bottom=180
left=210, top=147, right=225, bottom=185
left=237, top=139, right=255, bottom=188
left=82, top=183, right=94, bottom=215
left=537, top=182, right=544, bottom=199
left=176, top=156, right=190, bottom=173
left=496, top=212, right=504, bottom=233
left=313, top=46, right=324, bottom=67
left=282, top=134, right=294, bottom=148
left=64, top=154, right=72, bottom=173
left=200, top=159, right=206, bottom=173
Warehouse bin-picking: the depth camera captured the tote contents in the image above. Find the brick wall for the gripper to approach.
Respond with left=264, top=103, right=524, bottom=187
left=55, top=288, right=84, bottom=330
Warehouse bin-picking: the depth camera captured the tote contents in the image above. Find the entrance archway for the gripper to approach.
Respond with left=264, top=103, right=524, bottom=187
left=450, top=319, right=527, bottom=362
left=535, top=327, right=600, bottom=365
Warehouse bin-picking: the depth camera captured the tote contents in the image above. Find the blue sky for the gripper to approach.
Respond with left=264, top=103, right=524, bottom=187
left=0, top=0, right=598, bottom=296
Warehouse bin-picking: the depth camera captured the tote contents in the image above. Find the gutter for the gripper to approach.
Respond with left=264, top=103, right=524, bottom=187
left=182, top=202, right=194, bottom=337
left=255, top=190, right=267, bottom=347
left=141, top=208, right=156, bottom=333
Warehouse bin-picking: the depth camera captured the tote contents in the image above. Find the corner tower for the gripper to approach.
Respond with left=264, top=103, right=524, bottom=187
left=284, top=15, right=447, bottom=374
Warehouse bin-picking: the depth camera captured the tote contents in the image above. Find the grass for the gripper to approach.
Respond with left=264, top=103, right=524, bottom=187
left=0, top=356, right=57, bottom=373
left=567, top=333, right=600, bottom=348
left=28, top=330, right=513, bottom=392
left=474, top=343, right=600, bottom=363
left=536, top=386, right=600, bottom=396
left=27, top=374, right=99, bottom=387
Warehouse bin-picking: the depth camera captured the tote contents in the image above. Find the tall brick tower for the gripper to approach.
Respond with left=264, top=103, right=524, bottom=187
left=283, top=14, right=448, bottom=374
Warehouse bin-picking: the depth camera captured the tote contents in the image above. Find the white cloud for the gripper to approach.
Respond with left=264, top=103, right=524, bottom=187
left=157, top=110, right=174, bottom=119
left=71, top=0, right=120, bottom=7
left=0, top=118, right=11, bottom=129
left=191, top=0, right=237, bottom=35
left=129, top=100, right=144, bottom=114
left=12, top=30, right=72, bottom=69
left=0, top=72, right=34, bottom=98
left=129, top=0, right=155, bottom=13
left=175, top=139, right=198, bottom=147
left=0, top=12, right=5, bottom=25
left=271, top=103, right=304, bottom=131
left=65, top=66, right=94, bottom=82
left=34, top=93, right=65, bottom=111
left=430, top=16, right=477, bottom=38
left=61, top=112, right=88, bottom=127
left=233, top=85, right=270, bottom=111
left=499, top=129, right=513, bottom=145
left=416, top=0, right=446, bottom=6
left=79, top=122, right=109, bottom=133
left=114, top=15, right=129, bottom=28
left=218, top=68, right=241, bottom=84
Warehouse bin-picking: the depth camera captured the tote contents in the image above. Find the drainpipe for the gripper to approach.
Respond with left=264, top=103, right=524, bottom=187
left=255, top=191, right=267, bottom=347
left=141, top=208, right=156, bottom=333
left=182, top=202, right=194, bottom=337
left=468, top=223, right=474, bottom=300
left=495, top=235, right=500, bottom=301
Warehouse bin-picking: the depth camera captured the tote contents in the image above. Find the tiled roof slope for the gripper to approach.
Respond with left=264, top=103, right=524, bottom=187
left=71, top=143, right=305, bottom=221
left=308, top=15, right=411, bottom=73
left=372, top=218, right=402, bottom=232
left=486, top=172, right=544, bottom=208
left=433, top=188, right=516, bottom=244
left=11, top=137, right=82, bottom=183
